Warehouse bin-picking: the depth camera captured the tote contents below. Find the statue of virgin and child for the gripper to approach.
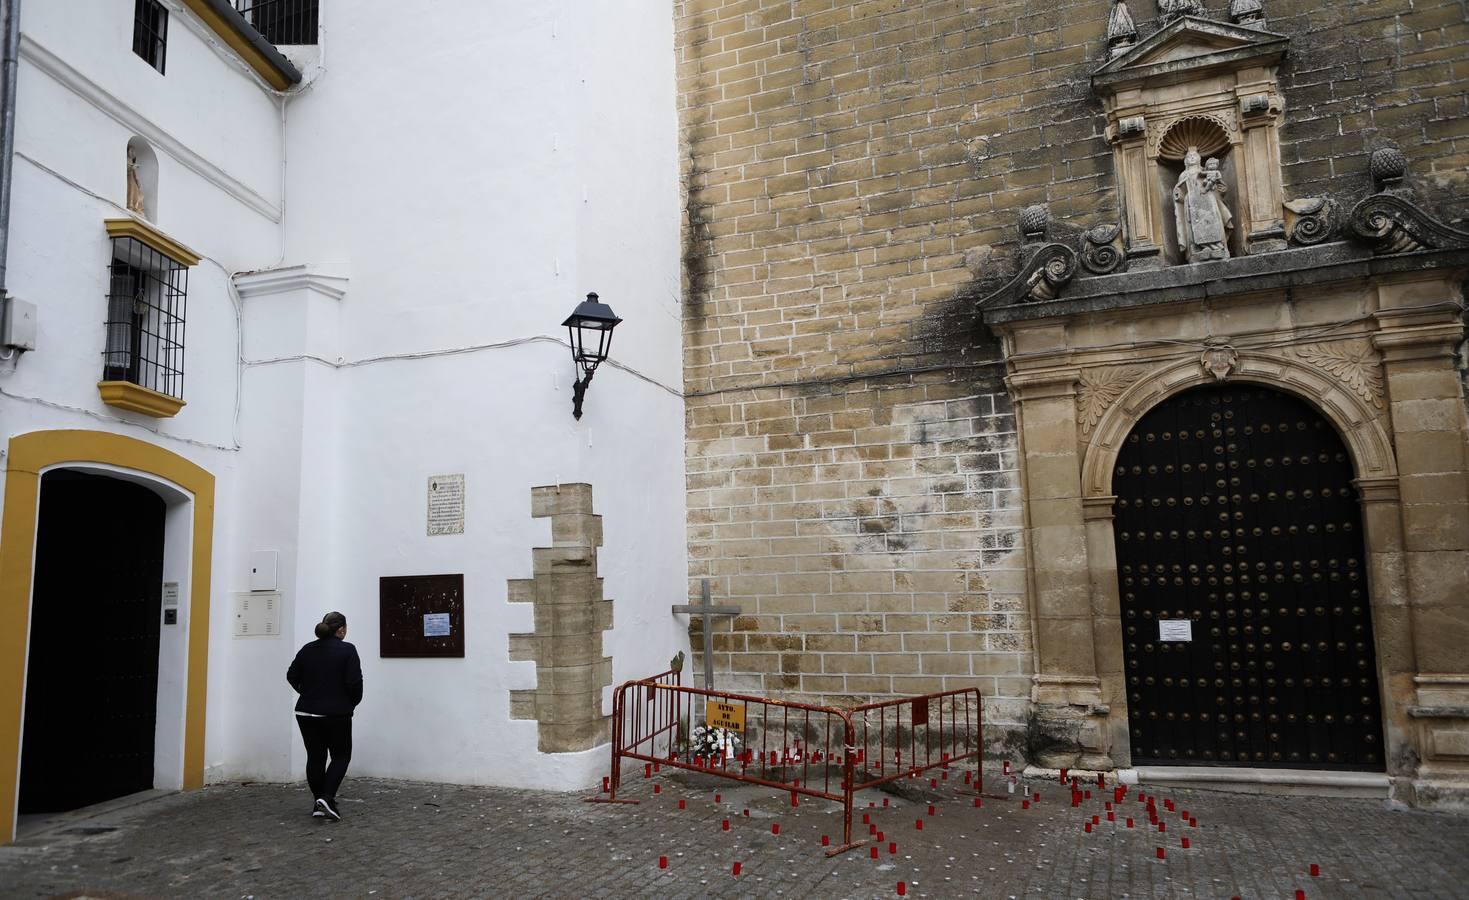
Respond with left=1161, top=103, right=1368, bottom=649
left=1173, top=146, right=1234, bottom=262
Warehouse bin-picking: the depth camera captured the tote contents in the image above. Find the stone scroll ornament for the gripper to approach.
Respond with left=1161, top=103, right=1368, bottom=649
left=1284, top=198, right=1334, bottom=246
left=1293, top=340, right=1383, bottom=409
left=1349, top=193, right=1469, bottom=254
left=1081, top=224, right=1126, bottom=275
left=1017, top=244, right=1079, bottom=302
left=975, top=206, right=1080, bottom=306
left=1348, top=148, right=1469, bottom=254
left=1077, top=366, right=1145, bottom=437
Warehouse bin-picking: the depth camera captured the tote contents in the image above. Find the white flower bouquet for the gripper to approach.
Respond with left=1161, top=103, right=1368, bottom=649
left=690, top=724, right=741, bottom=760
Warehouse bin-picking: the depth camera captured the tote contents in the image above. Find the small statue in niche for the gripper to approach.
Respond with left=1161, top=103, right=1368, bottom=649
left=1173, top=147, right=1233, bottom=262
left=126, top=147, right=146, bottom=217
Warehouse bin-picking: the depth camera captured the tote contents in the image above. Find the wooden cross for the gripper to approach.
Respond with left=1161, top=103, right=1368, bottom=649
left=671, top=579, right=740, bottom=690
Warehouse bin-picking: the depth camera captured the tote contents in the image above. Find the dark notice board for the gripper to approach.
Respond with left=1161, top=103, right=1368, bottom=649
left=379, top=573, right=465, bottom=658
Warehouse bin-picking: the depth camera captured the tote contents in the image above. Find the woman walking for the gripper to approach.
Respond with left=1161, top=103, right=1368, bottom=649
left=286, top=611, right=363, bottom=821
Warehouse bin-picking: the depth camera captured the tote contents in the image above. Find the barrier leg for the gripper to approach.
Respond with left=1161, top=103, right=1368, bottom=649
left=587, top=686, right=640, bottom=804
left=824, top=722, right=866, bottom=857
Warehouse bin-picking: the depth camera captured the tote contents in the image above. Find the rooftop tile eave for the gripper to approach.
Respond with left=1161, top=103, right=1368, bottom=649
left=184, top=0, right=302, bottom=90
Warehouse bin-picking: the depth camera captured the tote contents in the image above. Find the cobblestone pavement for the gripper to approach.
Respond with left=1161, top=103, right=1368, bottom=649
left=2, top=766, right=1467, bottom=899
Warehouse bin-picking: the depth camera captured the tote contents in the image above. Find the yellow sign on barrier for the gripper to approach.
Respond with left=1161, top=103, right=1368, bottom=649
left=706, top=699, right=747, bottom=733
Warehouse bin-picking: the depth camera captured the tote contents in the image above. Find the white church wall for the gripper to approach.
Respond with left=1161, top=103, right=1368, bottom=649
left=215, top=0, right=688, bottom=790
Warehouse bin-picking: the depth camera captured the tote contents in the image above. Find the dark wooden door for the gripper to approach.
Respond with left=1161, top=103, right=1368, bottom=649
left=19, top=470, right=166, bottom=813
left=1113, top=385, right=1384, bottom=770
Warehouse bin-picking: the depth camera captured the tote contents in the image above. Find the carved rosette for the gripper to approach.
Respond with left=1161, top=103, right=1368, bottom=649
left=1077, top=366, right=1145, bottom=437
left=1292, top=340, right=1383, bottom=409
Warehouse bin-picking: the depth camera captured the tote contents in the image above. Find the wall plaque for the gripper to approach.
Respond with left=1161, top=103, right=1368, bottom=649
left=380, top=573, right=465, bottom=657
left=427, top=474, right=465, bottom=536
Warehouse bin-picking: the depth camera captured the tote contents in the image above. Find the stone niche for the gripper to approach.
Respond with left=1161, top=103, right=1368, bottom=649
left=1093, top=15, right=1290, bottom=267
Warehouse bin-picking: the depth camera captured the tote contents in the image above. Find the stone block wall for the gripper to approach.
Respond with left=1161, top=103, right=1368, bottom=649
left=674, top=0, right=1469, bottom=751
left=508, top=484, right=614, bottom=753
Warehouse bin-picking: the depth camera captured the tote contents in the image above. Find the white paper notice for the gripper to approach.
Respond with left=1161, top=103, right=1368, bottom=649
left=423, top=613, right=451, bottom=637
left=1158, top=619, right=1193, bottom=642
left=427, top=474, right=465, bottom=536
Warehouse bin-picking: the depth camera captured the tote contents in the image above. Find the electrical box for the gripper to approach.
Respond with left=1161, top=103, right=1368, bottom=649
left=1, top=298, right=36, bottom=351
left=248, top=550, right=278, bottom=591
left=233, top=591, right=281, bottom=637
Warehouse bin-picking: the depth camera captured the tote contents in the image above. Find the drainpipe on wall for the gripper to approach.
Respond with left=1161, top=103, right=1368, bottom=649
left=0, top=0, right=21, bottom=358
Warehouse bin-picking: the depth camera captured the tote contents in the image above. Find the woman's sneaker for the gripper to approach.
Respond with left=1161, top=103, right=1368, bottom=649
left=315, top=797, right=341, bottom=821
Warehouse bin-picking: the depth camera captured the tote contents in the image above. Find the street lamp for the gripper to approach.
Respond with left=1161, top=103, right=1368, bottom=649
left=562, top=292, right=622, bottom=420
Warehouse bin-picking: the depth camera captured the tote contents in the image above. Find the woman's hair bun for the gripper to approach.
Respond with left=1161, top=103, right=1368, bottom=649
left=316, top=610, right=347, bottom=639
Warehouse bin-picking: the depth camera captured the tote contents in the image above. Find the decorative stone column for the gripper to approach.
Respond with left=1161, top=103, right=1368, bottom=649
left=1235, top=83, right=1287, bottom=252
left=1009, top=366, right=1113, bottom=770
left=1355, top=476, right=1419, bottom=784
left=1373, top=276, right=1469, bottom=807
left=1106, top=110, right=1163, bottom=269
left=1084, top=494, right=1130, bottom=767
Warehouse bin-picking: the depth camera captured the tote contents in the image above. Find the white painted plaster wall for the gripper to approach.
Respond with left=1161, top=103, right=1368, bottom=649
left=2, top=0, right=689, bottom=803
left=222, top=0, right=688, bottom=790
left=0, top=1, right=280, bottom=811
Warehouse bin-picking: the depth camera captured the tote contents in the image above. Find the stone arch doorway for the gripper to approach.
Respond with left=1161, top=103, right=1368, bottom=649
left=1111, top=383, right=1384, bottom=770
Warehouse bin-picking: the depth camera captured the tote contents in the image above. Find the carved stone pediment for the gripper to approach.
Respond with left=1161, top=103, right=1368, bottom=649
left=1093, top=16, right=1288, bottom=90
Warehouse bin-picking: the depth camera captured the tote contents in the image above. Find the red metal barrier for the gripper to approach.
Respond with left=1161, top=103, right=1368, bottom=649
left=587, top=677, right=983, bottom=856
left=850, top=689, right=985, bottom=793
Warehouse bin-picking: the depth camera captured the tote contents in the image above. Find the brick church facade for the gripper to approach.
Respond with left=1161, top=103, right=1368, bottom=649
left=674, top=0, right=1469, bottom=806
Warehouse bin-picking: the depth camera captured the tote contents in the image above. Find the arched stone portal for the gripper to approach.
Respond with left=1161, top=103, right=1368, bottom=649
left=1108, top=383, right=1385, bottom=770
left=983, top=262, right=1469, bottom=808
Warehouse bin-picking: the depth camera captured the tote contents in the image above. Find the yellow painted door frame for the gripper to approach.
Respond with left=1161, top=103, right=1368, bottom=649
left=0, top=430, right=215, bottom=844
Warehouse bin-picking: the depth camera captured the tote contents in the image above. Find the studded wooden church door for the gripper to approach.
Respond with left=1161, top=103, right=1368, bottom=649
left=1112, top=385, right=1384, bottom=770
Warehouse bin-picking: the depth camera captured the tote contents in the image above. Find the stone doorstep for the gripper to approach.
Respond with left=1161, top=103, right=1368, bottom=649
left=1021, top=764, right=1391, bottom=799
left=13, top=788, right=173, bottom=841
left=1126, top=765, right=1391, bottom=799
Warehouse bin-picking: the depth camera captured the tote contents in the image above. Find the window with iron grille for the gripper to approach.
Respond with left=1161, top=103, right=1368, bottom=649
left=236, top=0, right=318, bottom=46
left=132, top=0, right=168, bottom=74
left=104, top=237, right=188, bottom=401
